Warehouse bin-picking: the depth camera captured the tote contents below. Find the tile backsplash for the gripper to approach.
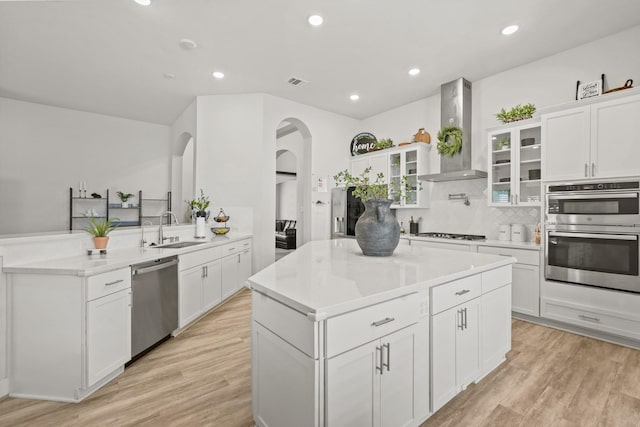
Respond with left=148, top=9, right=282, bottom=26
left=395, top=179, right=541, bottom=241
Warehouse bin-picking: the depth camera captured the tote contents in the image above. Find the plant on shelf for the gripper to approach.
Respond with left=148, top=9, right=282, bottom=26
left=496, top=139, right=511, bottom=150
left=116, top=191, right=135, bottom=208
left=187, top=189, right=211, bottom=219
left=84, top=216, right=119, bottom=249
left=496, top=103, right=536, bottom=123
left=374, top=138, right=394, bottom=150
left=436, top=126, right=463, bottom=157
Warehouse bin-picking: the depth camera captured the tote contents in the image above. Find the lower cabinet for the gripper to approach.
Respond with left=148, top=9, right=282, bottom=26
left=222, top=248, right=253, bottom=300
left=431, top=298, right=480, bottom=412
left=480, top=285, right=511, bottom=376
left=86, top=288, right=132, bottom=387
left=326, top=324, right=419, bottom=427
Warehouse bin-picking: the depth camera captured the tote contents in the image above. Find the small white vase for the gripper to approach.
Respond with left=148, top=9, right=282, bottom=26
left=195, top=217, right=206, bottom=238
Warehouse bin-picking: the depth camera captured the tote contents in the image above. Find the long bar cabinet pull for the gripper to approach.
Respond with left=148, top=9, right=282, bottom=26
left=105, top=279, right=124, bottom=286
left=579, top=314, right=601, bottom=323
left=376, top=346, right=383, bottom=375
left=584, top=163, right=588, bottom=177
left=383, top=343, right=391, bottom=372
left=371, top=317, right=395, bottom=327
left=455, top=289, right=470, bottom=296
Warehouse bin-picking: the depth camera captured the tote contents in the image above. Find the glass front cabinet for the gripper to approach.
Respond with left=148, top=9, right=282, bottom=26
left=389, top=144, right=430, bottom=208
left=487, top=121, right=542, bottom=207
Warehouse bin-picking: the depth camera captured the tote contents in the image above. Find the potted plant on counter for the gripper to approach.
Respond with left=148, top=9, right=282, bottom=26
left=85, top=216, right=119, bottom=249
left=187, top=189, right=211, bottom=238
left=116, top=191, right=135, bottom=208
left=334, top=167, right=415, bottom=256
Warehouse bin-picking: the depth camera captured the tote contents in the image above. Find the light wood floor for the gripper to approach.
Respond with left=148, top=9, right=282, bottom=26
left=1, top=290, right=640, bottom=426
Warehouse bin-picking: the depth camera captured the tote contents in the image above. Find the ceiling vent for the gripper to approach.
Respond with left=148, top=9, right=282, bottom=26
left=287, top=77, right=309, bottom=87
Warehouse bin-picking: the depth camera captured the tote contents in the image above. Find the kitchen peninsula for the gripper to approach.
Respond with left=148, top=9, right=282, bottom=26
left=249, top=239, right=515, bottom=427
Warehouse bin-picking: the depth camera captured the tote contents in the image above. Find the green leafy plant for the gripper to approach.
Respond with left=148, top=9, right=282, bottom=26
left=116, top=191, right=134, bottom=202
left=436, top=126, right=463, bottom=157
left=333, top=167, right=420, bottom=203
left=496, top=103, right=536, bottom=123
left=187, top=189, right=210, bottom=213
left=496, top=139, right=511, bottom=149
left=84, top=216, right=119, bottom=237
left=374, top=138, right=394, bottom=150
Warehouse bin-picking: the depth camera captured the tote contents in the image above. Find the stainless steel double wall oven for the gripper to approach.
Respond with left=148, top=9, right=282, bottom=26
left=545, top=180, right=640, bottom=293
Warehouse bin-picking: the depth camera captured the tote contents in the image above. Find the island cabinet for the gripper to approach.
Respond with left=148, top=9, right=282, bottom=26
left=430, top=266, right=512, bottom=413
left=9, top=267, right=132, bottom=402
left=178, top=238, right=252, bottom=329
left=251, top=290, right=430, bottom=427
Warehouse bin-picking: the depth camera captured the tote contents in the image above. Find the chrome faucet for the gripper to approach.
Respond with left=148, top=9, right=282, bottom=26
left=140, top=220, right=153, bottom=248
left=158, top=211, right=180, bottom=244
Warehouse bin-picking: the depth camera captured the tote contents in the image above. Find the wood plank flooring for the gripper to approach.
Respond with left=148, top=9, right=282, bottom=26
left=1, top=290, right=640, bottom=426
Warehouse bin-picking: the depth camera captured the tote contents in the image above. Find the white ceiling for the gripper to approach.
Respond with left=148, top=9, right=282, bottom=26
left=1, top=0, right=639, bottom=125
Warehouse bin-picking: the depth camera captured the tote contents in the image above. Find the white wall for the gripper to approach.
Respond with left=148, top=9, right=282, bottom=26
left=0, top=254, right=6, bottom=397
left=360, top=25, right=640, bottom=240
left=276, top=181, right=297, bottom=220
left=170, top=101, right=197, bottom=219
left=0, top=97, right=171, bottom=235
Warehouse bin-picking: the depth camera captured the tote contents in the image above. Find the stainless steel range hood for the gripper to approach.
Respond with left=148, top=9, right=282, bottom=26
left=419, top=78, right=487, bottom=182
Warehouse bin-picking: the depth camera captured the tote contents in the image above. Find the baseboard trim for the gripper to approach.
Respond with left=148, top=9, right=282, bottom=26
left=513, top=312, right=640, bottom=350
left=0, top=378, right=8, bottom=398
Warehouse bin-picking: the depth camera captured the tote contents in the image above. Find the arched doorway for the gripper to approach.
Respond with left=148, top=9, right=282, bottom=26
left=171, top=132, right=195, bottom=223
left=275, top=118, right=311, bottom=255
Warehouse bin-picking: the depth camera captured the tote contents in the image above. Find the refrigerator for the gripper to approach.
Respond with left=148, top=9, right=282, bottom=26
left=331, top=187, right=365, bottom=239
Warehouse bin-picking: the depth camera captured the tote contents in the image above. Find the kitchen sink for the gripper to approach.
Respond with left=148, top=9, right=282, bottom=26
left=151, top=241, right=207, bottom=249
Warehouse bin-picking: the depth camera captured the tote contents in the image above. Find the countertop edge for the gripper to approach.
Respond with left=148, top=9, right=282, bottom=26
left=403, top=236, right=541, bottom=251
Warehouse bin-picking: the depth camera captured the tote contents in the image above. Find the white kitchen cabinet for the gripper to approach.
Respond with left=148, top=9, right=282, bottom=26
left=326, top=324, right=418, bottom=427
left=480, top=285, right=511, bottom=377
left=389, top=144, right=430, bottom=208
left=350, top=152, right=389, bottom=180
left=487, top=121, right=542, bottom=206
left=179, top=265, right=206, bottom=327
left=543, top=93, right=640, bottom=181
left=221, top=254, right=239, bottom=300
left=10, top=267, right=132, bottom=402
left=478, top=245, right=540, bottom=317
left=431, top=299, right=480, bottom=412
left=87, top=288, right=131, bottom=387
left=410, top=239, right=474, bottom=252
left=202, top=260, right=222, bottom=311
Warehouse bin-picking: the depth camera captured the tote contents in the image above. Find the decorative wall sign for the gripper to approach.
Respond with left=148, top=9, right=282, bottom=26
left=577, top=80, right=602, bottom=100
left=350, top=132, right=378, bottom=156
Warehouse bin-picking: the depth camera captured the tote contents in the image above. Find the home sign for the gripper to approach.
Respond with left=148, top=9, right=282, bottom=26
left=350, top=132, right=378, bottom=156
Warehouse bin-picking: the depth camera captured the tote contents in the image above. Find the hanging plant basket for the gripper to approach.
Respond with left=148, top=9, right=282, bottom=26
left=436, top=126, right=463, bottom=157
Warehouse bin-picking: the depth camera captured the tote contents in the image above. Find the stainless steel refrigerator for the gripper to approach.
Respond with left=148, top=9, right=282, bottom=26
left=331, top=187, right=365, bottom=239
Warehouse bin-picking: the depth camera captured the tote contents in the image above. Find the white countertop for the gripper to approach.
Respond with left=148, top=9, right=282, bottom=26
left=402, top=235, right=541, bottom=251
left=3, top=234, right=252, bottom=276
left=248, top=239, right=515, bottom=319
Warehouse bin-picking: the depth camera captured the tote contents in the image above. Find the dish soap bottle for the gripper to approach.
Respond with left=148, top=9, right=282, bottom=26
left=400, top=221, right=406, bottom=235
left=534, top=224, right=541, bottom=245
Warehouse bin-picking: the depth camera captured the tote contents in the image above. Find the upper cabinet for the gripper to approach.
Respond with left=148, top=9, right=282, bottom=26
left=487, top=121, right=542, bottom=206
left=543, top=93, right=640, bottom=182
left=349, top=144, right=431, bottom=209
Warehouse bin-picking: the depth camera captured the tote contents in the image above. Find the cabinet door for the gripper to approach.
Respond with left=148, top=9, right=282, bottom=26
left=179, top=266, right=203, bottom=328
left=516, top=125, right=542, bottom=205
left=369, top=154, right=388, bottom=181
left=202, top=260, right=222, bottom=311
left=238, top=249, right=252, bottom=291
left=542, top=107, right=590, bottom=181
left=488, top=129, right=514, bottom=206
left=221, top=254, right=239, bottom=299
left=411, top=240, right=472, bottom=252
left=380, top=325, right=417, bottom=427
left=591, top=94, right=640, bottom=179
left=86, top=288, right=131, bottom=387
left=512, top=263, right=540, bottom=317
left=431, top=308, right=457, bottom=412
left=350, top=157, right=370, bottom=175
left=481, top=285, right=511, bottom=377
left=456, top=300, right=480, bottom=389
left=326, top=340, right=380, bottom=427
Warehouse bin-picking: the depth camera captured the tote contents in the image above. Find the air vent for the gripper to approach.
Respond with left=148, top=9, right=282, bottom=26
left=287, top=77, right=309, bottom=87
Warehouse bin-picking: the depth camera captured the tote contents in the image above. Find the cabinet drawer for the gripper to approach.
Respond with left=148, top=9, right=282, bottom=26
left=87, top=267, right=131, bottom=301
left=477, top=245, right=539, bottom=266
left=542, top=298, right=640, bottom=341
left=431, top=275, right=481, bottom=315
left=179, top=247, right=222, bottom=271
left=482, top=266, right=512, bottom=294
left=325, top=292, right=424, bottom=358
left=220, top=239, right=251, bottom=256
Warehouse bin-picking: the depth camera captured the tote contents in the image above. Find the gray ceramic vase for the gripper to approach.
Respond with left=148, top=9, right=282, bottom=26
left=355, top=199, right=400, bottom=256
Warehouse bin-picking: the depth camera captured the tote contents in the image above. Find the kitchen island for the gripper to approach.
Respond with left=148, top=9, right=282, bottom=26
left=249, top=239, right=515, bottom=427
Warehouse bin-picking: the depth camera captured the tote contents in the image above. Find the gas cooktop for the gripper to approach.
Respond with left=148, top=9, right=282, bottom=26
left=416, top=232, right=486, bottom=241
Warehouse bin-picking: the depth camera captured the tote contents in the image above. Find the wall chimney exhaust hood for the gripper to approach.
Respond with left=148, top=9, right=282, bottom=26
left=419, top=78, right=487, bottom=182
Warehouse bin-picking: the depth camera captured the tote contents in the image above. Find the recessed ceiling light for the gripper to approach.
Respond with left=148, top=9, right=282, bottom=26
left=134, top=0, right=151, bottom=6
left=501, top=25, right=519, bottom=35
left=179, top=39, right=198, bottom=50
left=350, top=94, right=359, bottom=101
left=408, top=68, right=420, bottom=76
left=212, top=71, right=225, bottom=79
left=308, top=15, right=324, bottom=26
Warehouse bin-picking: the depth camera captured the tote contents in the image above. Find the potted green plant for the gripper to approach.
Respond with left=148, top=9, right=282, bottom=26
left=496, top=103, right=536, bottom=123
left=116, top=191, right=135, bottom=208
left=187, top=189, right=211, bottom=220
left=496, top=139, right=511, bottom=150
left=333, top=167, right=417, bottom=256
left=85, top=216, right=119, bottom=249
left=374, top=138, right=394, bottom=150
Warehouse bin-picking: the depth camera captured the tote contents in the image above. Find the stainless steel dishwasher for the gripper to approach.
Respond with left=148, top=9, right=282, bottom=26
left=131, top=256, right=179, bottom=360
